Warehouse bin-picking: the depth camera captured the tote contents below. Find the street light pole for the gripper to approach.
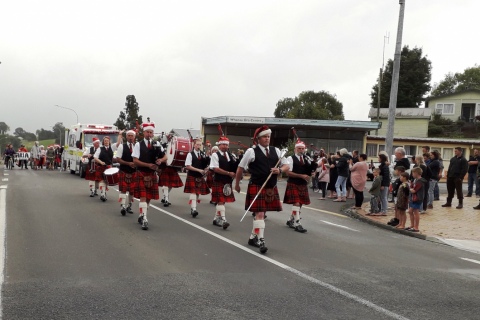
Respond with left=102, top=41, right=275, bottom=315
left=55, top=105, right=79, bottom=124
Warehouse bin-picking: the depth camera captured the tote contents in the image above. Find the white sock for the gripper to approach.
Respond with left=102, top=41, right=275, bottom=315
left=189, top=194, right=197, bottom=210
left=252, top=219, right=265, bottom=239
left=118, top=193, right=127, bottom=206
left=162, top=186, right=169, bottom=201
left=215, top=204, right=225, bottom=220
left=139, top=202, right=148, bottom=220
left=89, top=181, right=94, bottom=191
left=99, top=182, right=107, bottom=196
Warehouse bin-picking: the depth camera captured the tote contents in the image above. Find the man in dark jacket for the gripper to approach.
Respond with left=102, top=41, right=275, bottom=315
left=442, top=147, right=468, bottom=209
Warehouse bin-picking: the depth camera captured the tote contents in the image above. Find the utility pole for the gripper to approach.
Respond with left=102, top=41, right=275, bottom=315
left=375, top=33, right=389, bottom=136
left=385, top=0, right=405, bottom=155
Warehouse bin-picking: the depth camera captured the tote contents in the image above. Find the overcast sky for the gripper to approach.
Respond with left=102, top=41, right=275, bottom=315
left=0, top=0, right=478, bottom=135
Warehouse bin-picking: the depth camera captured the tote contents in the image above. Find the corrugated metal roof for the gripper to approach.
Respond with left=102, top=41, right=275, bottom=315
left=368, top=108, right=431, bottom=119
left=169, top=128, right=201, bottom=139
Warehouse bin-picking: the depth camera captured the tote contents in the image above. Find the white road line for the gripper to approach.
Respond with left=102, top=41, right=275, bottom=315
left=460, top=258, right=480, bottom=265
left=321, top=220, right=360, bottom=232
left=148, top=203, right=409, bottom=320
left=0, top=186, right=6, bottom=190
left=0, top=189, right=6, bottom=319
left=304, top=206, right=347, bottom=218
left=1, top=179, right=7, bottom=182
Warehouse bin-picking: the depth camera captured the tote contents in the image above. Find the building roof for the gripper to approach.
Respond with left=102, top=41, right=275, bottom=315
left=367, top=135, right=480, bottom=145
left=202, top=116, right=381, bottom=131
left=425, top=89, right=480, bottom=102
left=368, top=108, right=431, bottom=119
left=169, top=128, right=200, bottom=139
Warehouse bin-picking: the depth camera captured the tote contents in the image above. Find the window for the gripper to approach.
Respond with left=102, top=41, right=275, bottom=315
left=378, top=145, right=385, bottom=153
left=404, top=145, right=417, bottom=156
left=476, top=104, right=480, bottom=117
left=366, top=144, right=377, bottom=157
left=443, top=148, right=453, bottom=160
left=435, top=103, right=454, bottom=115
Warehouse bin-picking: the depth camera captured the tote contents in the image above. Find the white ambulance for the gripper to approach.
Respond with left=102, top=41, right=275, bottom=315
left=63, top=123, right=120, bottom=177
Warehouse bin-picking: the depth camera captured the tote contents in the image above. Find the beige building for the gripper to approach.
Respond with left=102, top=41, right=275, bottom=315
left=425, top=89, right=480, bottom=122
left=368, top=108, right=431, bottom=138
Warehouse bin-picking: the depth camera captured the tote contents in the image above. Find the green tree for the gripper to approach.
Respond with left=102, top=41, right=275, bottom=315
left=36, top=128, right=57, bottom=141
left=0, top=122, right=9, bottom=135
left=52, top=122, right=66, bottom=144
left=431, top=65, right=480, bottom=97
left=370, top=46, right=432, bottom=108
left=114, top=95, right=143, bottom=131
left=274, top=90, right=344, bottom=120
left=13, top=127, right=36, bottom=140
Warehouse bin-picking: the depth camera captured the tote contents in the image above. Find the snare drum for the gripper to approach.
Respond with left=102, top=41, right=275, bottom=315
left=166, top=136, right=191, bottom=167
left=104, top=167, right=120, bottom=186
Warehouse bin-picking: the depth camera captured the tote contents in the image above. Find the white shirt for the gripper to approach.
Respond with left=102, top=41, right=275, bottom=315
left=185, top=150, right=203, bottom=167
left=94, top=144, right=117, bottom=159
left=131, top=139, right=162, bottom=159
left=116, top=142, right=136, bottom=159
left=209, top=151, right=230, bottom=169
left=286, top=154, right=304, bottom=172
left=238, top=145, right=287, bottom=169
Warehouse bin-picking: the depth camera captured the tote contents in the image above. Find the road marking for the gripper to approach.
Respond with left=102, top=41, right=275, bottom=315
left=1, top=179, right=7, bottom=182
left=148, top=203, right=409, bottom=320
left=0, top=186, right=6, bottom=190
left=303, top=206, right=347, bottom=218
left=0, top=189, right=6, bottom=319
left=321, top=220, right=360, bottom=232
left=460, top=258, right=480, bottom=265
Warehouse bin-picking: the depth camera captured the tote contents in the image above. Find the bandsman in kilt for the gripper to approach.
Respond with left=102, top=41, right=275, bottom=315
left=83, top=137, right=101, bottom=197
left=210, top=136, right=238, bottom=230
left=284, top=139, right=317, bottom=233
left=94, top=134, right=122, bottom=202
left=184, top=139, right=210, bottom=218
left=207, top=145, right=219, bottom=205
left=235, top=125, right=289, bottom=254
left=116, top=130, right=137, bottom=215
left=132, top=121, right=167, bottom=230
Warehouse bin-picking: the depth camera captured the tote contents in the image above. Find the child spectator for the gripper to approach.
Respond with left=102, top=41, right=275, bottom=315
left=367, top=168, right=382, bottom=215
left=395, top=172, right=410, bottom=229
left=317, top=157, right=330, bottom=200
left=407, top=167, right=426, bottom=232
left=388, top=166, right=406, bottom=226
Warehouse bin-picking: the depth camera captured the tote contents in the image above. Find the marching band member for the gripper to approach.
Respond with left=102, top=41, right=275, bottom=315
left=184, top=139, right=210, bottom=218
left=83, top=137, right=101, bottom=197
left=283, top=139, right=317, bottom=233
left=158, top=165, right=184, bottom=207
left=116, top=130, right=137, bottom=215
left=235, top=125, right=289, bottom=254
left=132, top=121, right=167, bottom=230
left=18, top=144, right=29, bottom=169
left=209, top=137, right=237, bottom=230
left=94, top=136, right=116, bottom=201
left=30, top=141, right=40, bottom=170
left=207, top=145, right=219, bottom=205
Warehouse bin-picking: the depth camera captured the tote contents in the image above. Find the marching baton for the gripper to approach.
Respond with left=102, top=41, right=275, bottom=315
left=240, top=148, right=288, bottom=222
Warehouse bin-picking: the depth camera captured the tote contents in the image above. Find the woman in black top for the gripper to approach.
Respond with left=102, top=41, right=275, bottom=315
left=378, top=153, right=390, bottom=214
left=427, top=151, right=441, bottom=209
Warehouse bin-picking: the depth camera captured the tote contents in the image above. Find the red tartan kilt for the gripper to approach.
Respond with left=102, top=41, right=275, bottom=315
left=245, top=183, right=282, bottom=213
left=118, top=170, right=136, bottom=193
left=183, top=175, right=210, bottom=195
left=133, top=171, right=159, bottom=200
left=158, top=166, right=184, bottom=188
left=211, top=181, right=235, bottom=203
left=206, top=170, right=214, bottom=188
left=94, top=165, right=110, bottom=181
left=84, top=166, right=96, bottom=181
left=283, top=182, right=311, bottom=205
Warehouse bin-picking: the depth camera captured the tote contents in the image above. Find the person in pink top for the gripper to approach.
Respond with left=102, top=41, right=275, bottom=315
left=349, top=153, right=369, bottom=209
left=317, top=157, right=330, bottom=200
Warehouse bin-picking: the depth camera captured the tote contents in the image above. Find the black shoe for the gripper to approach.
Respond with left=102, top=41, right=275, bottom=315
left=456, top=204, right=463, bottom=209
left=441, top=203, right=452, bottom=207
left=286, top=219, right=295, bottom=229
left=248, top=236, right=259, bottom=247
left=258, top=238, right=268, bottom=254
left=294, top=225, right=307, bottom=233
left=191, top=209, right=199, bottom=218
left=164, top=201, right=171, bottom=207
left=391, top=219, right=399, bottom=227
left=126, top=206, right=133, bottom=214
left=94, top=190, right=98, bottom=196
left=161, top=198, right=165, bottom=203
left=100, top=195, right=106, bottom=202
left=120, top=206, right=126, bottom=216
left=474, top=205, right=480, bottom=210
left=138, top=215, right=144, bottom=224
left=89, top=191, right=95, bottom=197
left=142, top=220, right=149, bottom=230
left=434, top=198, right=440, bottom=201
left=222, top=221, right=230, bottom=230
left=465, top=194, right=472, bottom=197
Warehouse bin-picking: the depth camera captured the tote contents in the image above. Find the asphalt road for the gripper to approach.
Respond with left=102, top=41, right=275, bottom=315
left=1, top=169, right=479, bottom=319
